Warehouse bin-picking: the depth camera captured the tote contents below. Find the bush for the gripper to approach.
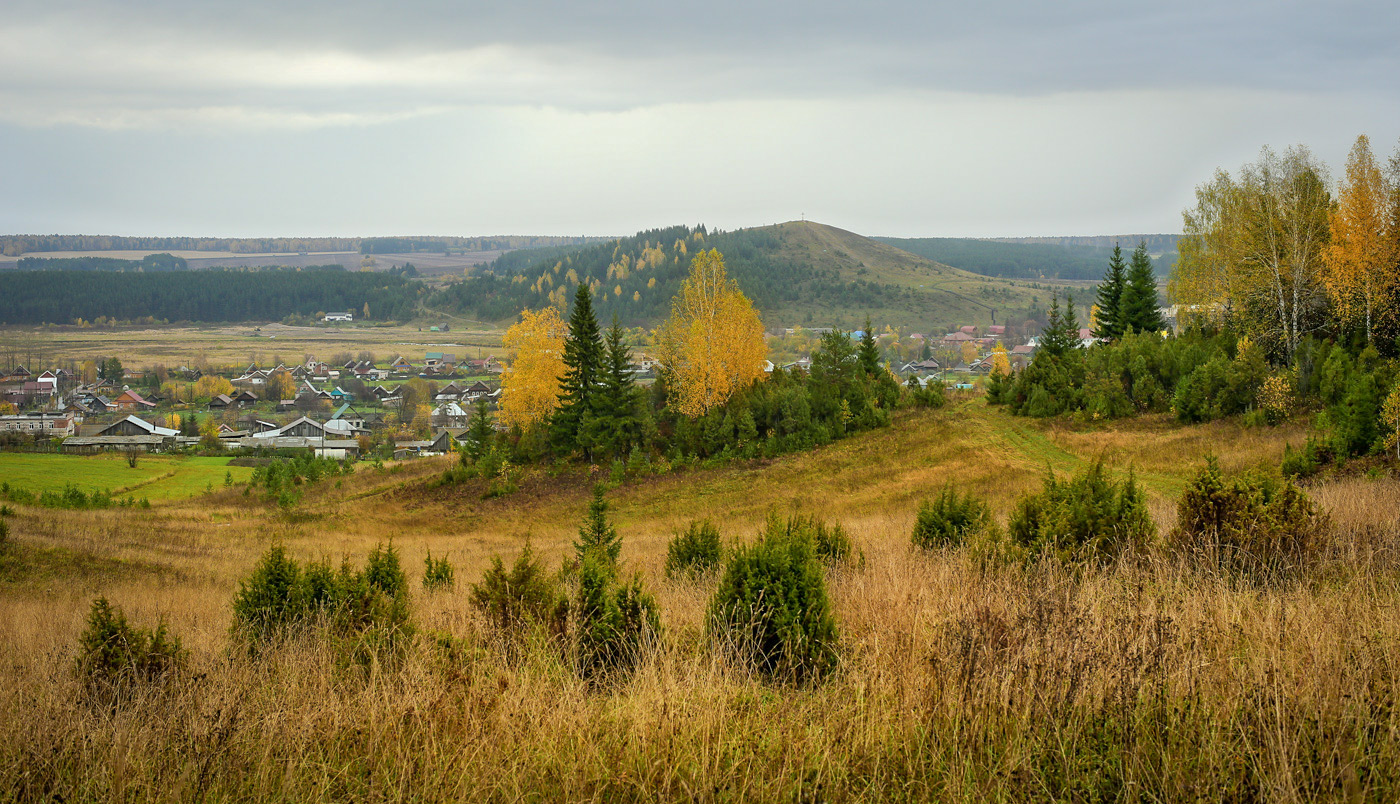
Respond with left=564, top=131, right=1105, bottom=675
left=573, top=552, right=660, bottom=680
left=469, top=544, right=567, bottom=642
left=758, top=512, right=856, bottom=566
left=912, top=485, right=990, bottom=549
left=231, top=545, right=306, bottom=641
left=1170, top=458, right=1330, bottom=579
left=1282, top=438, right=1332, bottom=479
left=76, top=597, right=185, bottom=700
left=231, top=543, right=413, bottom=651
left=708, top=521, right=840, bottom=683
left=1008, top=460, right=1154, bottom=562
left=364, top=542, right=407, bottom=597
left=665, top=519, right=723, bottom=578
left=422, top=550, right=455, bottom=591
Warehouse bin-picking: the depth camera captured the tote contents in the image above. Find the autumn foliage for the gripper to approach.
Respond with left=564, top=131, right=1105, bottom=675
left=655, top=249, right=765, bottom=417
left=500, top=307, right=567, bottom=430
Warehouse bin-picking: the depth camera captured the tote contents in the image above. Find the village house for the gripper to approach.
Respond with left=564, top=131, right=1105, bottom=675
left=113, top=388, right=157, bottom=411
left=323, top=311, right=353, bottom=322
left=0, top=413, right=76, bottom=437
left=424, top=352, right=457, bottom=370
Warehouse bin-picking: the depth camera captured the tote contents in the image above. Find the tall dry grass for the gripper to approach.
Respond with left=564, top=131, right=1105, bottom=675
left=2, top=405, right=1398, bottom=801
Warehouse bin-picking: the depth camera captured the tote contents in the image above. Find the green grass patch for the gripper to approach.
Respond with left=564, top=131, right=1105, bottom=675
left=0, top=453, right=252, bottom=501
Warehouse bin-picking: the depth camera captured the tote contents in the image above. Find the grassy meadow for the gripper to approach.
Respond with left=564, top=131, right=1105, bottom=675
left=0, top=453, right=253, bottom=501
left=2, top=401, right=1399, bottom=801
left=0, top=321, right=505, bottom=368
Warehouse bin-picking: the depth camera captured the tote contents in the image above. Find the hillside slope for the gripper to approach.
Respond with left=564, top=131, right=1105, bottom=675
left=435, top=221, right=1069, bottom=331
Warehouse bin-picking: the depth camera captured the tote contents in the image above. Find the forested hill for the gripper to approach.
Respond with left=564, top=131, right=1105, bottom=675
left=432, top=221, right=1059, bottom=330
left=0, top=267, right=422, bottom=324
left=876, top=235, right=1179, bottom=280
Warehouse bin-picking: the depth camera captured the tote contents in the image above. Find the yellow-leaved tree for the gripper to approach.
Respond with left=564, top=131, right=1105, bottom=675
left=194, top=375, right=234, bottom=399
left=1171, top=146, right=1332, bottom=359
left=1324, top=134, right=1397, bottom=343
left=268, top=370, right=296, bottom=401
left=499, top=307, right=567, bottom=429
left=655, top=249, right=765, bottom=417
left=990, top=342, right=1011, bottom=376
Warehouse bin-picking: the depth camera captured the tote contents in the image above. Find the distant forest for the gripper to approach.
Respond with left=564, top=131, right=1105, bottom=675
left=0, top=267, right=422, bottom=324
left=0, top=233, right=604, bottom=258
left=431, top=225, right=923, bottom=325
left=15, top=253, right=189, bottom=271
left=877, top=236, right=1178, bottom=280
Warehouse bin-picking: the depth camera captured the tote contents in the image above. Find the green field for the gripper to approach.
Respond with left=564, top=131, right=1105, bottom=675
left=0, top=453, right=253, bottom=501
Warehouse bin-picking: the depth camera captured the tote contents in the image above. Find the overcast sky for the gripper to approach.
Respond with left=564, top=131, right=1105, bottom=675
left=3, top=0, right=1398, bottom=239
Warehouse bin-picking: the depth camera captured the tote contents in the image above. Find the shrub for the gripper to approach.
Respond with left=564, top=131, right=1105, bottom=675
left=758, top=512, right=856, bottom=566
left=469, top=544, right=567, bottom=641
left=1008, top=460, right=1154, bottom=562
left=1169, top=458, right=1330, bottom=578
left=76, top=597, right=185, bottom=700
left=422, top=550, right=455, bottom=591
left=364, top=542, right=407, bottom=598
left=573, top=552, right=660, bottom=679
left=664, top=519, right=724, bottom=578
left=1282, top=438, right=1332, bottom=480
left=232, top=545, right=307, bottom=641
left=708, top=522, right=840, bottom=683
left=912, top=485, right=990, bottom=549
left=0, top=517, right=8, bottom=553
left=231, top=543, right=413, bottom=650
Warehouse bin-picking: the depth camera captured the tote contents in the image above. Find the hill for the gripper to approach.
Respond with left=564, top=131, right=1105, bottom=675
left=3, top=401, right=1394, bottom=799
left=876, top=234, right=1179, bottom=280
left=434, top=221, right=1072, bottom=331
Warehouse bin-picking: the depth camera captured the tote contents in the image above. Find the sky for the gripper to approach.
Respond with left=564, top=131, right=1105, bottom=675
left=2, top=0, right=1399, bottom=239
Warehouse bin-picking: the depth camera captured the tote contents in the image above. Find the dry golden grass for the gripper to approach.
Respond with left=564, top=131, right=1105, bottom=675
left=2, top=402, right=1398, bottom=801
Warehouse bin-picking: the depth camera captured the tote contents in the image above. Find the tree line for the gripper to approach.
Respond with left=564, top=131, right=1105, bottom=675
left=0, top=267, right=422, bottom=324
left=14, top=253, right=189, bottom=272
left=991, top=134, right=1400, bottom=466
left=876, top=236, right=1176, bottom=280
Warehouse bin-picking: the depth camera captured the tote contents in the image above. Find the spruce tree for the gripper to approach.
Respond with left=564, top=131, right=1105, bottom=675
left=574, top=485, right=622, bottom=568
left=464, top=397, right=494, bottom=460
left=551, top=285, right=604, bottom=456
left=1039, top=294, right=1081, bottom=358
left=857, top=318, right=882, bottom=377
left=1120, top=242, right=1165, bottom=334
left=1093, top=244, right=1127, bottom=341
left=584, top=315, right=642, bottom=461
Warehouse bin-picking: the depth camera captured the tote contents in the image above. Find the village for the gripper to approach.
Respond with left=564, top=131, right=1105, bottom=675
left=0, top=317, right=1111, bottom=462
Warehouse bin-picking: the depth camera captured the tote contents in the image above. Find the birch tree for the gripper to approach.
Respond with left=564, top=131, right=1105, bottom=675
left=654, top=249, right=765, bottom=417
left=499, top=307, right=567, bottom=430
left=1172, top=146, right=1332, bottom=359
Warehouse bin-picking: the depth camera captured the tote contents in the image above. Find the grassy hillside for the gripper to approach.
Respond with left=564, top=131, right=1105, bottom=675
left=3, top=401, right=1399, bottom=800
left=436, top=221, right=1071, bottom=331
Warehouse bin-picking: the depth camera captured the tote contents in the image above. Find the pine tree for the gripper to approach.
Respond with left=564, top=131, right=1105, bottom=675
left=1093, top=244, right=1127, bottom=341
left=551, top=285, right=604, bottom=456
left=574, top=485, right=622, bottom=568
left=584, top=315, right=643, bottom=460
left=1120, top=242, right=1165, bottom=334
